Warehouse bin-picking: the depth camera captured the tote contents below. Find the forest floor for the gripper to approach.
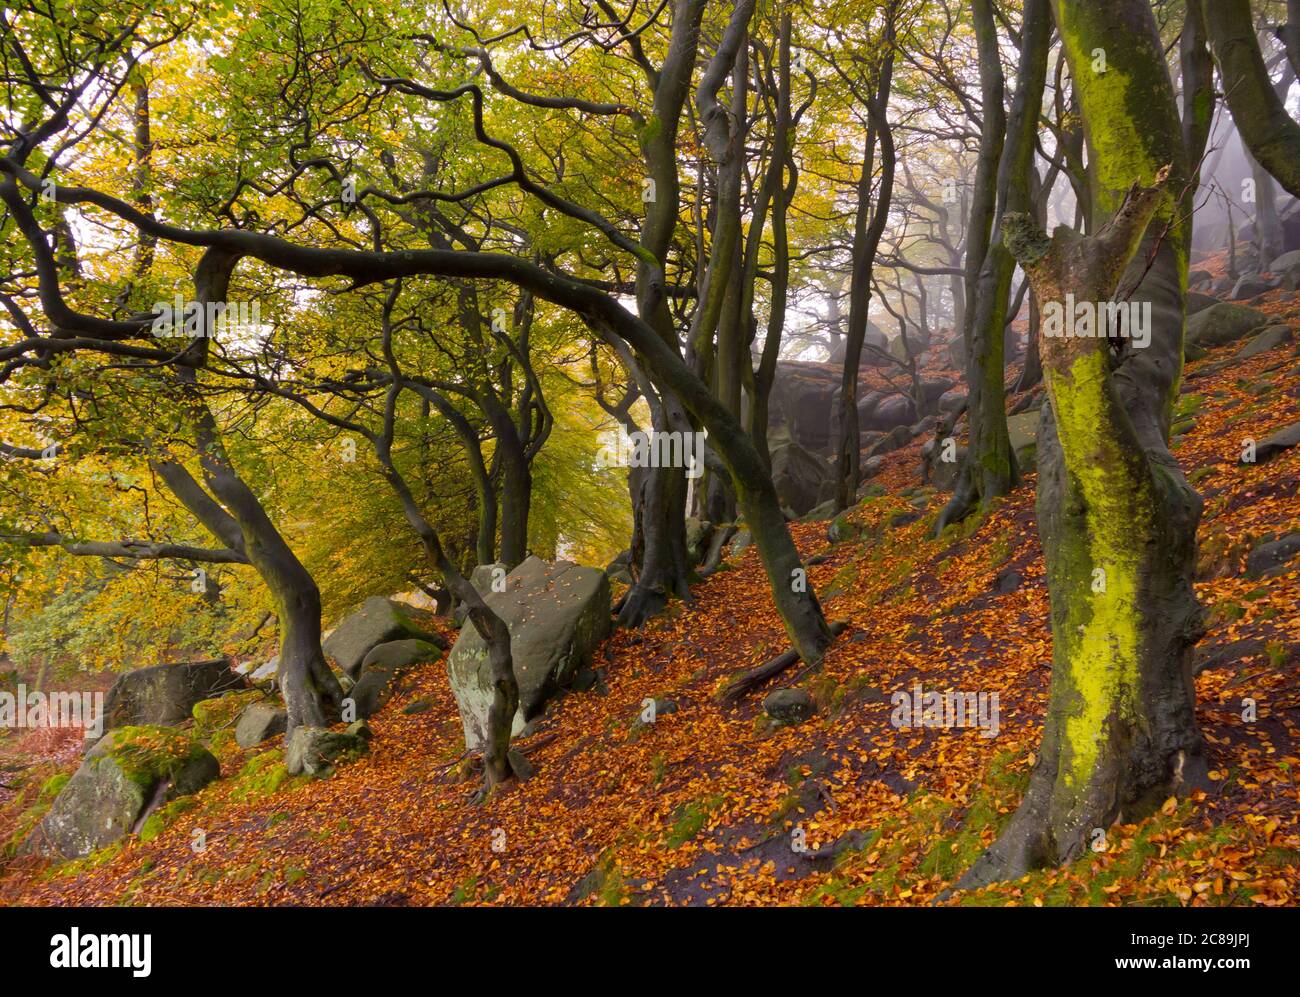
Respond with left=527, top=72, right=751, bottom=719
left=1, top=301, right=1297, bottom=906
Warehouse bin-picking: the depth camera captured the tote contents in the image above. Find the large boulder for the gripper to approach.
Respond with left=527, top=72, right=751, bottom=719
left=235, top=702, right=287, bottom=749
left=1006, top=410, right=1041, bottom=469
left=865, top=393, right=916, bottom=431
left=1234, top=324, right=1293, bottom=360
left=918, top=378, right=955, bottom=415
left=1253, top=422, right=1300, bottom=463
left=21, top=725, right=219, bottom=859
left=1185, top=290, right=1219, bottom=315
left=1186, top=303, right=1268, bottom=350
left=324, top=596, right=447, bottom=678
left=1246, top=533, right=1300, bottom=579
left=1229, top=274, right=1277, bottom=300
left=447, top=556, right=611, bottom=750
left=344, top=638, right=442, bottom=720
left=454, top=563, right=507, bottom=624
left=103, top=659, right=246, bottom=734
left=770, top=440, right=831, bottom=517
left=767, top=361, right=841, bottom=455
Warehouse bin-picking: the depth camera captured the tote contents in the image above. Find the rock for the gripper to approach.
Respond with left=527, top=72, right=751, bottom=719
left=1252, top=422, right=1300, bottom=463
left=346, top=720, right=373, bottom=741
left=938, top=387, right=967, bottom=415
left=605, top=550, right=633, bottom=585
left=1187, top=270, right=1213, bottom=289
left=763, top=688, right=816, bottom=725
left=1229, top=274, right=1276, bottom=300
left=930, top=443, right=967, bottom=491
left=21, top=725, right=219, bottom=859
left=250, top=657, right=279, bottom=682
left=867, top=424, right=913, bottom=458
left=454, top=563, right=508, bottom=624
left=888, top=510, right=921, bottom=529
left=1245, top=532, right=1300, bottom=579
left=360, top=637, right=441, bottom=673
left=637, top=697, right=678, bottom=723
left=402, top=698, right=433, bottom=715
left=1234, top=324, right=1293, bottom=360
left=1186, top=303, right=1268, bottom=350
left=102, top=659, right=247, bottom=735
left=507, top=748, right=535, bottom=781
left=685, top=517, right=714, bottom=565
left=284, top=726, right=369, bottom=777
left=729, top=529, right=753, bottom=555
left=766, top=361, right=841, bottom=455
left=1193, top=637, right=1268, bottom=676
left=801, top=498, right=837, bottom=523
left=918, top=378, right=955, bottom=415
left=324, top=596, right=447, bottom=678
left=235, top=702, right=288, bottom=748
left=865, top=394, right=917, bottom=431
left=446, top=556, right=611, bottom=751
left=1186, top=290, right=1218, bottom=314
left=770, top=440, right=831, bottom=517
left=828, top=511, right=861, bottom=543
left=993, top=568, right=1023, bottom=594
left=1270, top=248, right=1300, bottom=271
left=1210, top=274, right=1237, bottom=296
left=343, top=638, right=440, bottom=720
left=1005, top=410, right=1040, bottom=468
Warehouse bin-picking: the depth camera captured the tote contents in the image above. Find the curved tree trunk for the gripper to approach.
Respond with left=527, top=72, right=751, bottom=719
left=938, top=0, right=1051, bottom=531
left=182, top=250, right=341, bottom=735
left=1203, top=0, right=1300, bottom=199
left=958, top=0, right=1209, bottom=890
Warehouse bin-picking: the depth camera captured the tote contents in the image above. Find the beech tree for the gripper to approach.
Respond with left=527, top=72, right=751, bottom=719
left=958, top=0, right=1209, bottom=888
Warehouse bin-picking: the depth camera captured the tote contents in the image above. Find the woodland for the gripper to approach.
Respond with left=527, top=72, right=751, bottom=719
left=0, top=0, right=1297, bottom=912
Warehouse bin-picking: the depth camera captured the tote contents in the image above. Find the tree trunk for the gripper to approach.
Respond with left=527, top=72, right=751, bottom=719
left=958, top=0, right=1208, bottom=889
left=834, top=3, right=897, bottom=512
left=938, top=0, right=1048, bottom=531
left=182, top=250, right=341, bottom=735
left=1203, top=0, right=1300, bottom=199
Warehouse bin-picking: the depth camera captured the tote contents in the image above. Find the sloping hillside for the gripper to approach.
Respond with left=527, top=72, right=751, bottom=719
left=1, top=325, right=1297, bottom=907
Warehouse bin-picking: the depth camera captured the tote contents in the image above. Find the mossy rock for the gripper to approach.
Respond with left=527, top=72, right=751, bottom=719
left=20, top=725, right=218, bottom=860
left=284, top=726, right=369, bottom=778
left=192, top=689, right=263, bottom=737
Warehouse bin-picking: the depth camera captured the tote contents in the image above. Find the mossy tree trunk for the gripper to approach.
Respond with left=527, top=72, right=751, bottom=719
left=957, top=0, right=1209, bottom=890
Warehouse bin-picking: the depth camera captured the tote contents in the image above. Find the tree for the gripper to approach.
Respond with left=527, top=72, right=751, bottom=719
left=957, top=0, right=1209, bottom=889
